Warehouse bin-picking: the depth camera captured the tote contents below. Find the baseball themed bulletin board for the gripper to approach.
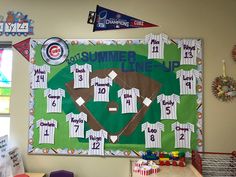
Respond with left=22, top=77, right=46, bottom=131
left=28, top=34, right=203, bottom=157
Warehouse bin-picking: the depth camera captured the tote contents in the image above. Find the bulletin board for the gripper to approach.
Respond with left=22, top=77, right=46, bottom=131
left=28, top=35, right=203, bottom=157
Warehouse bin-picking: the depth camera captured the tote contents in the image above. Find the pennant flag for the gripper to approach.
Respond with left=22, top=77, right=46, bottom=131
left=13, top=38, right=30, bottom=62
left=88, top=5, right=158, bottom=31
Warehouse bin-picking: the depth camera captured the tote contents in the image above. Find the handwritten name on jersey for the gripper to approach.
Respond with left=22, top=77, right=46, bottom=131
left=34, top=69, right=46, bottom=75
left=39, top=122, right=56, bottom=127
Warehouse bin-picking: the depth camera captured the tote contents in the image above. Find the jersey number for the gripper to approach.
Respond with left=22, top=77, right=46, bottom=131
left=179, top=134, right=185, bottom=140
left=98, top=88, right=106, bottom=94
left=150, top=134, right=155, bottom=142
left=186, top=82, right=191, bottom=89
left=52, top=100, right=56, bottom=107
left=44, top=130, right=49, bottom=136
left=92, top=142, right=100, bottom=149
left=152, top=46, right=159, bottom=53
left=74, top=125, right=79, bottom=132
left=36, top=75, right=45, bottom=82
left=78, top=75, right=83, bottom=81
left=165, top=106, right=171, bottom=115
left=126, top=99, right=131, bottom=105
left=184, top=51, right=193, bottom=58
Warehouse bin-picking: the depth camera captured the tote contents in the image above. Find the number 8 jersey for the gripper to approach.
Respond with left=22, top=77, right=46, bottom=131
left=141, top=122, right=164, bottom=148
left=176, top=69, right=201, bottom=95
left=172, top=122, right=194, bottom=149
left=30, top=64, right=50, bottom=89
left=44, top=88, right=65, bottom=113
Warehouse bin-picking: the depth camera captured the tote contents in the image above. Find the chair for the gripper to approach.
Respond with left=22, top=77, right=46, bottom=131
left=50, top=170, right=74, bottom=177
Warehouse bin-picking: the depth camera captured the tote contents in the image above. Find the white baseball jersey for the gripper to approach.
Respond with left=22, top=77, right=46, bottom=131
left=86, top=129, right=108, bottom=156
left=91, top=77, right=112, bottom=102
left=157, top=94, right=180, bottom=120
left=141, top=122, right=164, bottom=148
left=70, top=63, right=92, bottom=88
left=66, top=112, right=87, bottom=138
left=44, top=88, right=65, bottom=113
left=172, top=122, right=194, bottom=149
left=177, top=39, right=201, bottom=65
left=118, top=88, right=140, bottom=114
left=176, top=69, right=201, bottom=95
left=36, top=119, right=57, bottom=144
left=31, top=64, right=50, bottom=89
left=145, top=33, right=171, bottom=59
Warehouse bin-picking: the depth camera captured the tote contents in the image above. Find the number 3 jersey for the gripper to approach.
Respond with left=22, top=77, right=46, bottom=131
left=157, top=94, right=180, bottom=120
left=171, top=122, right=194, bottom=149
left=36, top=119, right=57, bottom=144
left=86, top=129, right=108, bottom=156
left=176, top=69, right=201, bottom=95
left=141, top=122, right=164, bottom=148
left=66, top=112, right=87, bottom=138
left=118, top=88, right=140, bottom=114
left=70, top=63, right=92, bottom=88
left=30, top=64, right=50, bottom=89
left=91, top=77, right=112, bottom=102
left=44, top=88, right=65, bottom=113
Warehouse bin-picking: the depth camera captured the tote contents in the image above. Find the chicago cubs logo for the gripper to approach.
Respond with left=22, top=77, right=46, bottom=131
left=41, top=37, right=69, bottom=65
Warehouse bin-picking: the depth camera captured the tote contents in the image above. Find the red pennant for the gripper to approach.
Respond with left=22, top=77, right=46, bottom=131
left=13, top=38, right=31, bottom=62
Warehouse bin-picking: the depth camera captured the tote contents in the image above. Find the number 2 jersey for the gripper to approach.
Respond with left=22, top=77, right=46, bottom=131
left=141, top=122, right=164, bottom=148
left=36, top=119, right=57, bottom=144
left=171, top=122, right=194, bottom=149
left=176, top=69, right=201, bottom=95
left=86, top=129, right=108, bottom=156
left=44, top=88, right=65, bottom=113
left=66, top=112, right=87, bottom=138
left=30, top=64, right=50, bottom=89
left=157, top=94, right=180, bottom=120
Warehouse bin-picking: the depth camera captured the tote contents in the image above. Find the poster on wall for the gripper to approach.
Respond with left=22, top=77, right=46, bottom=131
left=28, top=34, right=203, bottom=157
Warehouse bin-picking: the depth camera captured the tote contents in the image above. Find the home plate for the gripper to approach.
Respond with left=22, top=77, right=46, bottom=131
left=110, top=135, right=118, bottom=143
left=76, top=97, right=85, bottom=106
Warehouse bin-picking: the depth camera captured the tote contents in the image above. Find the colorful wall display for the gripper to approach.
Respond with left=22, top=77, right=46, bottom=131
left=0, top=11, right=33, bottom=36
left=88, top=5, right=158, bottom=31
left=28, top=34, right=203, bottom=157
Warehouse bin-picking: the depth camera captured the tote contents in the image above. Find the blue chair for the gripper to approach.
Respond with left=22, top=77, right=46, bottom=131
left=50, top=170, right=74, bottom=177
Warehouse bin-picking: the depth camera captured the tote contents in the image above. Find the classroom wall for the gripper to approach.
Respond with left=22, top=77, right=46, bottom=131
left=0, top=0, right=235, bottom=176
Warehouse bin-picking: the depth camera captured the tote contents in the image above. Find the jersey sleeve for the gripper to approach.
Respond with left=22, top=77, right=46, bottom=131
left=44, top=89, right=49, bottom=97
left=171, top=122, right=176, bottom=131
left=133, top=88, right=140, bottom=97
left=36, top=119, right=42, bottom=128
left=86, top=130, right=91, bottom=139
left=53, top=119, right=57, bottom=128
left=60, top=89, right=65, bottom=97
left=102, top=130, right=108, bottom=139
left=66, top=113, right=71, bottom=122
left=193, top=69, right=201, bottom=79
left=159, top=122, right=165, bottom=132
left=189, top=123, right=194, bottom=133
left=117, top=89, right=123, bottom=98
left=108, top=77, right=112, bottom=86
left=177, top=40, right=183, bottom=49
left=45, top=64, right=50, bottom=73
left=141, top=122, right=147, bottom=132
left=82, top=112, right=87, bottom=122
left=161, top=33, right=171, bottom=44
left=70, top=64, right=75, bottom=73
left=91, top=77, right=95, bottom=86
left=144, top=33, right=151, bottom=44
left=156, top=94, right=162, bottom=103
left=176, top=70, right=182, bottom=79
left=174, top=94, right=180, bottom=104
left=87, top=64, right=92, bottom=72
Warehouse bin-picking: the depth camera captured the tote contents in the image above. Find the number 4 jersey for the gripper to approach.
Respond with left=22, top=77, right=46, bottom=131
left=36, top=119, right=57, bottom=144
left=30, top=64, right=50, bottom=89
left=44, top=88, right=65, bottom=113
left=141, top=122, right=164, bottom=148
left=172, top=122, right=194, bottom=149
left=86, top=129, right=108, bottom=156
